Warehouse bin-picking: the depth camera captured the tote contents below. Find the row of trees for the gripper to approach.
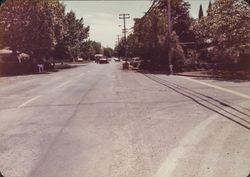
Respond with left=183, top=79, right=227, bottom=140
left=115, top=0, right=250, bottom=71
left=0, top=0, right=102, bottom=65
left=115, top=0, right=194, bottom=70
left=193, top=0, right=250, bottom=64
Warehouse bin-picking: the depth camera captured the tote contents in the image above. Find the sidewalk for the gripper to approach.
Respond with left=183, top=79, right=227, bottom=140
left=175, top=70, right=250, bottom=81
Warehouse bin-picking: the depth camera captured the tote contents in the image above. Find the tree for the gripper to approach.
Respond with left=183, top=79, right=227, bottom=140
left=91, top=41, right=102, bottom=55
left=208, top=0, right=212, bottom=9
left=193, top=0, right=250, bottom=62
left=0, top=0, right=65, bottom=61
left=79, top=40, right=102, bottom=60
left=245, top=0, right=250, bottom=6
left=198, top=4, right=204, bottom=19
left=207, top=0, right=212, bottom=16
left=104, top=47, right=114, bottom=58
left=116, top=0, right=191, bottom=70
left=0, top=0, right=92, bottom=65
left=60, top=11, right=89, bottom=61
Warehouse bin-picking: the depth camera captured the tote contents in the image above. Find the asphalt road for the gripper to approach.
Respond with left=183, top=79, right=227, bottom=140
left=0, top=62, right=249, bottom=177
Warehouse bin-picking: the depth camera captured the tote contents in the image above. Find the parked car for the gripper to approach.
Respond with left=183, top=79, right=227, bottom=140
left=130, top=57, right=142, bottom=67
left=113, top=57, right=120, bottom=62
left=76, top=58, right=84, bottom=62
left=99, top=57, right=109, bottom=64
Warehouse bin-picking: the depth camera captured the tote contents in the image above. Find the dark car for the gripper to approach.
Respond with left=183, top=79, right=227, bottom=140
left=99, top=57, right=109, bottom=64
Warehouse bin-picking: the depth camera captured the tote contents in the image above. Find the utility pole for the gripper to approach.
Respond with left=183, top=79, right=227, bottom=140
left=119, top=13, right=130, bottom=61
left=167, top=0, right=173, bottom=74
left=117, top=35, right=120, bottom=44
left=115, top=35, right=120, bottom=48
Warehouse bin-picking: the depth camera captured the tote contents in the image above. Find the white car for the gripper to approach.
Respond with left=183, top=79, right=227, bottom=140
left=113, top=57, right=120, bottom=62
left=130, top=57, right=142, bottom=67
left=76, top=58, right=84, bottom=62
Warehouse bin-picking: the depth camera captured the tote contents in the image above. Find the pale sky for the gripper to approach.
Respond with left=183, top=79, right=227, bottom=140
left=62, top=0, right=210, bottom=48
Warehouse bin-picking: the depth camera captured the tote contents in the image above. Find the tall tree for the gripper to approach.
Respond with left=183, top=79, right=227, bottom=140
left=61, top=11, right=89, bottom=61
left=0, top=0, right=65, bottom=60
left=199, top=4, right=204, bottom=19
left=207, top=0, right=212, bottom=16
left=0, top=0, right=91, bottom=63
left=104, top=47, right=114, bottom=58
left=208, top=0, right=212, bottom=9
left=193, top=0, right=250, bottom=61
left=245, top=0, right=250, bottom=6
left=116, top=0, right=192, bottom=68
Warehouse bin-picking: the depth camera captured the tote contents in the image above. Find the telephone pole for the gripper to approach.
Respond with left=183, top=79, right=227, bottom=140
left=117, top=35, right=120, bottom=43
left=115, top=35, right=120, bottom=47
left=119, top=13, right=130, bottom=60
left=167, top=0, right=173, bottom=74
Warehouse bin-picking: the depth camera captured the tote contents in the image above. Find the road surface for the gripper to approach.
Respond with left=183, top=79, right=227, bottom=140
left=0, top=62, right=249, bottom=177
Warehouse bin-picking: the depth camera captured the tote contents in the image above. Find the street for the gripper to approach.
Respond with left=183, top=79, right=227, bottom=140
left=0, top=62, right=249, bottom=177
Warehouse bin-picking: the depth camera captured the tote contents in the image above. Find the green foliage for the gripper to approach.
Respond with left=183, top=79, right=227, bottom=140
left=0, top=0, right=92, bottom=63
left=0, top=0, right=65, bottom=58
left=193, top=0, right=250, bottom=61
left=56, top=10, right=89, bottom=61
left=208, top=0, right=212, bottom=9
left=192, top=0, right=250, bottom=62
left=104, top=47, right=114, bottom=58
left=171, top=32, right=186, bottom=69
left=80, top=40, right=102, bottom=60
left=115, top=0, right=191, bottom=69
left=198, top=5, right=204, bottom=19
left=114, top=39, right=126, bottom=57
left=207, top=1, right=212, bottom=16
left=245, top=0, right=250, bottom=5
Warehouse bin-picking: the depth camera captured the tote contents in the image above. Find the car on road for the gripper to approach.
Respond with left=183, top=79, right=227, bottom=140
left=76, top=58, right=84, bottom=62
left=94, top=54, right=104, bottom=63
left=130, top=57, right=142, bottom=67
left=99, top=57, right=109, bottom=64
left=113, top=57, right=120, bottom=62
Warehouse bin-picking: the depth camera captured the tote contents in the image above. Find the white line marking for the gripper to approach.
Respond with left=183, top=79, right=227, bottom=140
left=154, top=116, right=217, bottom=177
left=180, top=76, right=250, bottom=99
left=55, top=80, right=72, bottom=89
left=18, top=96, right=41, bottom=108
left=154, top=100, right=250, bottom=177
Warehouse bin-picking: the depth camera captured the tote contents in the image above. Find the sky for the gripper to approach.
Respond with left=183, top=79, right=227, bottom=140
left=62, top=0, right=210, bottom=48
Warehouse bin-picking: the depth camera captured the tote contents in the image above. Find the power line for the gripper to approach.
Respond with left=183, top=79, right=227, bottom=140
left=119, top=13, right=130, bottom=60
